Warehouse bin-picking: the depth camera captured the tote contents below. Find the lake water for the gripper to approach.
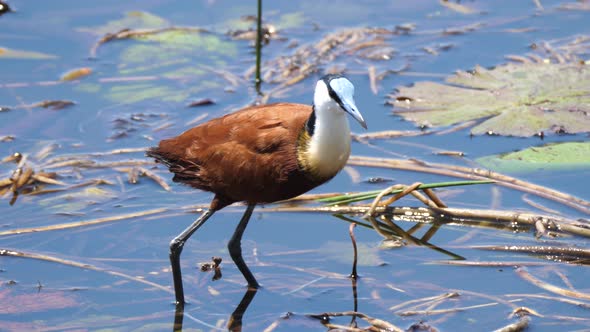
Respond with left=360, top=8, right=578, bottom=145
left=1, top=0, right=590, bottom=331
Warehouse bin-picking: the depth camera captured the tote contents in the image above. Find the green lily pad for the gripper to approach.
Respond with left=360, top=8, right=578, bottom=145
left=390, top=62, right=590, bottom=136
left=0, top=47, right=57, bottom=60
left=275, top=12, right=305, bottom=30
left=77, top=11, right=168, bottom=35
left=477, top=141, right=590, bottom=172
left=77, top=12, right=237, bottom=103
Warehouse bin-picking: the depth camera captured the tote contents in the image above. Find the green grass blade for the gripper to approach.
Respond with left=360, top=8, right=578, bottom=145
left=319, top=180, right=494, bottom=206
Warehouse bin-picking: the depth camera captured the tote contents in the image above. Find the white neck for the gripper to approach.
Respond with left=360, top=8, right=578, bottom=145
left=305, top=93, right=351, bottom=179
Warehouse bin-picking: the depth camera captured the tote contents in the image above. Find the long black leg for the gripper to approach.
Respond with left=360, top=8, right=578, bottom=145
left=170, top=208, right=215, bottom=306
left=228, top=204, right=259, bottom=288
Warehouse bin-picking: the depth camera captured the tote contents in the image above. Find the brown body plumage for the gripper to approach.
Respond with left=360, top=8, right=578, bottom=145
left=147, top=103, right=332, bottom=211
left=147, top=74, right=365, bottom=307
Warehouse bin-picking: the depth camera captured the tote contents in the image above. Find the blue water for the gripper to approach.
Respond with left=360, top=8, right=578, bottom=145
left=1, top=0, right=589, bottom=331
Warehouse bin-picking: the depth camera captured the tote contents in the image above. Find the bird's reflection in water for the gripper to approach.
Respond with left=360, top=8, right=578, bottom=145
left=227, top=288, right=259, bottom=332
left=349, top=276, right=359, bottom=328
left=172, top=287, right=258, bottom=332
left=171, top=213, right=464, bottom=331
left=171, top=253, right=257, bottom=332
left=172, top=304, right=184, bottom=332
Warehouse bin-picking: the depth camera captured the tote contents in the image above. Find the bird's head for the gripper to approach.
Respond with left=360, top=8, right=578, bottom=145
left=314, top=74, right=367, bottom=129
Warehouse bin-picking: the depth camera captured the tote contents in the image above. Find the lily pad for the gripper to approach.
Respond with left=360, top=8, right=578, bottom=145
left=77, top=12, right=237, bottom=103
left=477, top=141, right=590, bottom=172
left=77, top=11, right=168, bottom=35
left=275, top=12, right=305, bottom=30
left=390, top=62, right=590, bottom=136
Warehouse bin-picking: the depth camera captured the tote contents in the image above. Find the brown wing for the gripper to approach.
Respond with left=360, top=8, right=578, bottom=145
left=147, top=103, right=315, bottom=208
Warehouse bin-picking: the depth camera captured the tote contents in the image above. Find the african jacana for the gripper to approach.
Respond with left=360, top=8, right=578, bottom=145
left=147, top=74, right=366, bottom=305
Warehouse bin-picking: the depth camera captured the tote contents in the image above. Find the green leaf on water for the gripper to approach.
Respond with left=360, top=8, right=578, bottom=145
left=107, top=83, right=204, bottom=103
left=276, top=12, right=305, bottom=30
left=75, top=83, right=101, bottom=94
left=128, top=30, right=237, bottom=57
left=77, top=11, right=168, bottom=35
left=77, top=12, right=237, bottom=103
left=477, top=141, right=590, bottom=172
left=390, top=62, right=590, bottom=137
left=0, top=47, right=57, bottom=60
left=319, top=180, right=494, bottom=205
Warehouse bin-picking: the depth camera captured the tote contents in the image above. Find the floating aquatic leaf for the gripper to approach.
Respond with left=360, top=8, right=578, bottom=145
left=0, top=47, right=57, bottom=60
left=276, top=12, right=305, bottom=30
left=390, top=62, right=590, bottom=136
left=60, top=67, right=92, bottom=81
left=106, top=82, right=216, bottom=104
left=77, top=12, right=236, bottom=103
left=477, top=141, right=590, bottom=172
left=76, top=83, right=101, bottom=94
left=536, top=34, right=590, bottom=60
left=129, top=30, right=236, bottom=56
left=77, top=11, right=168, bottom=36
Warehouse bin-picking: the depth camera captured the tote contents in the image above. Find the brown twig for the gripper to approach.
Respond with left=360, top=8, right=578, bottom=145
left=430, top=260, right=547, bottom=267
left=348, top=156, right=590, bottom=215
left=264, top=205, right=590, bottom=238
left=397, top=300, right=519, bottom=317
left=0, top=208, right=168, bottom=236
left=504, top=293, right=590, bottom=309
left=308, top=311, right=404, bottom=332
left=389, top=292, right=459, bottom=311
left=493, top=315, right=530, bottom=332
left=138, top=167, right=171, bottom=191
left=516, top=268, right=590, bottom=300
left=0, top=248, right=174, bottom=296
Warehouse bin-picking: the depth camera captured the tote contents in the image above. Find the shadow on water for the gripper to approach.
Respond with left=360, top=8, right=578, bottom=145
left=173, top=288, right=258, bottom=332
left=335, top=213, right=466, bottom=260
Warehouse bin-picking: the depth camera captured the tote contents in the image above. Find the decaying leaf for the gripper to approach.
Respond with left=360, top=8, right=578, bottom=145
left=60, top=67, right=92, bottom=81
left=252, top=26, right=400, bottom=92
left=0, top=47, right=57, bottom=60
left=35, top=100, right=76, bottom=110
left=389, top=62, right=590, bottom=136
left=477, top=141, right=590, bottom=172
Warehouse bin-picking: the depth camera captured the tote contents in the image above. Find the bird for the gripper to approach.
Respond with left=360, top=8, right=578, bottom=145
left=147, top=74, right=367, bottom=306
